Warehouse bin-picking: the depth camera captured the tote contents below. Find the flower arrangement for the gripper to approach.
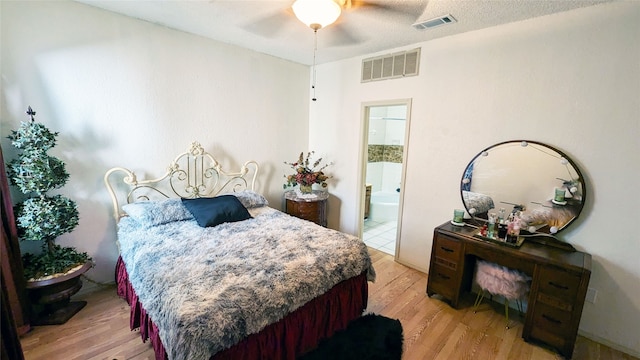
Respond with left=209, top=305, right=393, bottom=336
left=284, top=151, right=332, bottom=192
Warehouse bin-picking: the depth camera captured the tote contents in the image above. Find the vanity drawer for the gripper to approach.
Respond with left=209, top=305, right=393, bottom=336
left=530, top=303, right=574, bottom=351
left=428, top=264, right=458, bottom=299
left=538, top=266, right=581, bottom=303
left=433, top=235, right=462, bottom=262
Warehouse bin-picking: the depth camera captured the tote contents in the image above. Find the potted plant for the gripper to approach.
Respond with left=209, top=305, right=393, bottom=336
left=6, top=106, right=92, bottom=325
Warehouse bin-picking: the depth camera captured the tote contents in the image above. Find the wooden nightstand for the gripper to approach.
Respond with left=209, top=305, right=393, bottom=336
left=284, top=190, right=329, bottom=227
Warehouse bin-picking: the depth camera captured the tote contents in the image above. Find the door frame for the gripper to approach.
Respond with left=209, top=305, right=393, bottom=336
left=357, top=98, right=412, bottom=258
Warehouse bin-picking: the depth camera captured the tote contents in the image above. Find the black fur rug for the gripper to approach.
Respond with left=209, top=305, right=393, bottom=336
left=299, top=314, right=404, bottom=360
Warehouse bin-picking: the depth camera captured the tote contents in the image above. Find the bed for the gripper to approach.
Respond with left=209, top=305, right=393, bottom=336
left=104, top=142, right=375, bottom=360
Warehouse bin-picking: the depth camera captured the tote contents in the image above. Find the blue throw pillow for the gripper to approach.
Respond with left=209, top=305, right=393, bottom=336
left=181, top=195, right=252, bottom=228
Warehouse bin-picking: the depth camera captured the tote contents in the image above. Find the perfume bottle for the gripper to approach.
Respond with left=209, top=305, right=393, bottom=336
left=497, top=223, right=507, bottom=240
left=506, top=214, right=521, bottom=243
left=487, top=213, right=496, bottom=238
left=498, top=208, right=506, bottom=223
left=480, top=224, right=488, bottom=237
left=495, top=208, right=506, bottom=239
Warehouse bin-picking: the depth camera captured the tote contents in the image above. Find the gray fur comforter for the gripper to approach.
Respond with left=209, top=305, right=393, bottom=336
left=117, top=206, right=375, bottom=360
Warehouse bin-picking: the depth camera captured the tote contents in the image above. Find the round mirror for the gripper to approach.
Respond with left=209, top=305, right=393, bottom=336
left=460, top=140, right=585, bottom=235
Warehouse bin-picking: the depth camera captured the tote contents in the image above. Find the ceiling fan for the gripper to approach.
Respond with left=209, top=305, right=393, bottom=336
left=244, top=0, right=424, bottom=101
left=245, top=0, right=423, bottom=47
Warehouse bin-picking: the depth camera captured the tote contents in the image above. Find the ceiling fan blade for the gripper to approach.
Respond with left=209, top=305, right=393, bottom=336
left=324, top=21, right=365, bottom=47
left=242, top=9, right=293, bottom=38
left=349, top=0, right=425, bottom=20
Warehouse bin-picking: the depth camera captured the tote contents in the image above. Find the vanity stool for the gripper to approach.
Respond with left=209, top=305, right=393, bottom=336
left=473, top=260, right=531, bottom=329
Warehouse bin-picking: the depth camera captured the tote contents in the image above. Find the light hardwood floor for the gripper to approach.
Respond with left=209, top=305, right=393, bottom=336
left=19, top=248, right=637, bottom=360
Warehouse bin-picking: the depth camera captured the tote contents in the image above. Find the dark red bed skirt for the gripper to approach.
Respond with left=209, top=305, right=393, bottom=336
left=115, top=256, right=368, bottom=360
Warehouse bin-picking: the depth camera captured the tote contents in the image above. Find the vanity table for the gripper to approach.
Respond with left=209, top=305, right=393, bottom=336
left=427, top=222, right=591, bottom=358
left=430, top=140, right=592, bottom=358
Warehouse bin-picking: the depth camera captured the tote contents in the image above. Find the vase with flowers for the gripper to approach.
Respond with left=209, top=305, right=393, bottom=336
left=284, top=151, right=332, bottom=194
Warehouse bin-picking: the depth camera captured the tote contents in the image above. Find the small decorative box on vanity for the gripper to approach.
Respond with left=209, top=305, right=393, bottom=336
left=284, top=190, right=329, bottom=227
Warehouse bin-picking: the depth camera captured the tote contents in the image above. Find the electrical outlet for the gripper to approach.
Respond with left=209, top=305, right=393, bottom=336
left=586, top=287, right=598, bottom=303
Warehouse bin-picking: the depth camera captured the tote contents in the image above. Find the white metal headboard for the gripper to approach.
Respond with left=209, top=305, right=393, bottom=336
left=104, top=141, right=259, bottom=221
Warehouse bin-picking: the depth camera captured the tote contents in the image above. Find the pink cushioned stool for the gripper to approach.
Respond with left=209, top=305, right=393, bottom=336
left=473, top=259, right=531, bottom=329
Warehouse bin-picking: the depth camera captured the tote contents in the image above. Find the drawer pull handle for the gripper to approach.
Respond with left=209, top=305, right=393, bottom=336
left=549, top=281, right=569, bottom=290
left=440, top=247, right=454, bottom=253
left=437, top=273, right=451, bottom=280
left=542, top=314, right=562, bottom=325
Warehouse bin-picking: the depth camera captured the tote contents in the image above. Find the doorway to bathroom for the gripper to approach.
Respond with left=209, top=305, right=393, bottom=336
left=360, top=100, right=411, bottom=257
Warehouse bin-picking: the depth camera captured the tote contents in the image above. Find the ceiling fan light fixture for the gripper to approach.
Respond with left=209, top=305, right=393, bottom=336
left=292, top=0, right=342, bottom=30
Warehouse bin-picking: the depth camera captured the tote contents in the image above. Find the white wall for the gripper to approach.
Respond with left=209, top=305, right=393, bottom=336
left=310, top=1, right=640, bottom=356
left=1, top=1, right=310, bottom=287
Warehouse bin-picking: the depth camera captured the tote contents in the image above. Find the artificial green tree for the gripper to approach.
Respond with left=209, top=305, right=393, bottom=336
left=7, top=106, right=90, bottom=280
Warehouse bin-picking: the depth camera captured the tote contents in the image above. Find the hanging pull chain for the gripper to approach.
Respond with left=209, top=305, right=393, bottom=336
left=312, top=28, right=318, bottom=101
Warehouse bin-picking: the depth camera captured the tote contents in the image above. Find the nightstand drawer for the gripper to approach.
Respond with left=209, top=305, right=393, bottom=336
left=292, top=202, right=320, bottom=217
left=538, top=266, right=581, bottom=303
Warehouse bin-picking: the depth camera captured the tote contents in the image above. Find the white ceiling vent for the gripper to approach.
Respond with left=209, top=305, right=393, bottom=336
left=361, top=48, right=420, bottom=83
left=412, top=14, right=457, bottom=30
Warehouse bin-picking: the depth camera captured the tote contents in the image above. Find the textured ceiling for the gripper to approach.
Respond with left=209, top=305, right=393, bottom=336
left=74, top=0, right=613, bottom=66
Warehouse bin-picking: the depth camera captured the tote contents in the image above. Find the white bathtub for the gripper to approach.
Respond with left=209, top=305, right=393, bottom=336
left=369, top=191, right=400, bottom=222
